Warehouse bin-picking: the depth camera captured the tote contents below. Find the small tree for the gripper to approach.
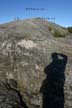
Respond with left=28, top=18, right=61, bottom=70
left=16, top=17, right=19, bottom=21
left=67, top=27, right=72, bottom=33
left=53, top=30, right=65, bottom=37
left=14, top=17, right=20, bottom=21
left=48, top=27, right=52, bottom=31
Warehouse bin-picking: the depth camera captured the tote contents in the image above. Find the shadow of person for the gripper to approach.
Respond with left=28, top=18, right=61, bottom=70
left=40, top=52, right=67, bottom=108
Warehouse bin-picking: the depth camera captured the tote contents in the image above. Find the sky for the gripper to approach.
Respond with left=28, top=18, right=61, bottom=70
left=0, top=0, right=72, bottom=27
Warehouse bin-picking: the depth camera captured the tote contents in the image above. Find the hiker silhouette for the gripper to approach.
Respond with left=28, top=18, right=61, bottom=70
left=40, top=52, right=67, bottom=108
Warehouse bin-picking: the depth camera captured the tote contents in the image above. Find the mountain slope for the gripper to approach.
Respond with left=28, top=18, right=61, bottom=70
left=0, top=18, right=72, bottom=108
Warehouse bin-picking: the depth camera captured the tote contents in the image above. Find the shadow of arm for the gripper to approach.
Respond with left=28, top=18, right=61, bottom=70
left=58, top=53, right=68, bottom=63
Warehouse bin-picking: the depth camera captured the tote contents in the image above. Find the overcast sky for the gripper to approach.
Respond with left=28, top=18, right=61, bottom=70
left=0, top=0, right=72, bottom=27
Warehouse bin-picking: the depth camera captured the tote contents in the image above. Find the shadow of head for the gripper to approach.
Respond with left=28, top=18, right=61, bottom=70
left=51, top=52, right=58, bottom=60
left=44, top=52, right=68, bottom=75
